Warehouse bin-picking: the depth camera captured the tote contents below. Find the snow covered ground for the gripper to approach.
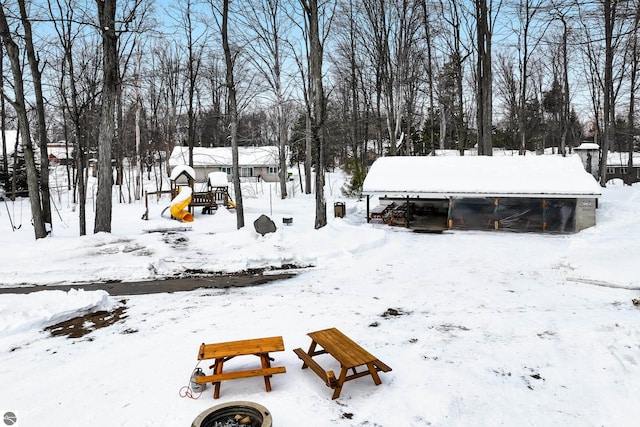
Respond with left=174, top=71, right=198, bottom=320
left=1, top=168, right=639, bottom=426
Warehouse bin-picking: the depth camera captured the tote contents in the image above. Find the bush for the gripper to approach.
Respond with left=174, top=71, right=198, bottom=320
left=341, top=158, right=366, bottom=198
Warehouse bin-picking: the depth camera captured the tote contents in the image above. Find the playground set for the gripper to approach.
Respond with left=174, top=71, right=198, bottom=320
left=142, top=165, right=235, bottom=222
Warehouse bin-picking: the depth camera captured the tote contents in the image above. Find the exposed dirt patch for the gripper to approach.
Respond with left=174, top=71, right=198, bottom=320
left=162, top=232, right=189, bottom=248
left=370, top=307, right=410, bottom=327
left=44, top=302, right=128, bottom=339
left=182, top=263, right=309, bottom=277
left=0, top=265, right=308, bottom=296
left=381, top=307, right=410, bottom=317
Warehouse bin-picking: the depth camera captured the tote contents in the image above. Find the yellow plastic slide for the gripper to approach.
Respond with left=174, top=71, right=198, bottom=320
left=170, top=187, right=194, bottom=222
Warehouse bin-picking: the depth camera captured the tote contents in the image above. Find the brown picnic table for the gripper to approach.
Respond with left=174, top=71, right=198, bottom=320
left=293, top=327, right=392, bottom=399
left=195, top=336, right=286, bottom=399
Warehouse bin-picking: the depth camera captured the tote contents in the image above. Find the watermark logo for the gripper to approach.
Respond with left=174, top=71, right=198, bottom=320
left=3, top=411, right=17, bottom=426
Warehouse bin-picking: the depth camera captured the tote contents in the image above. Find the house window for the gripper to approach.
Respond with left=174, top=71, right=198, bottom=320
left=606, top=167, right=615, bottom=174
left=620, top=167, right=627, bottom=174
left=267, top=166, right=280, bottom=174
left=240, top=167, right=253, bottom=177
left=220, top=167, right=232, bottom=175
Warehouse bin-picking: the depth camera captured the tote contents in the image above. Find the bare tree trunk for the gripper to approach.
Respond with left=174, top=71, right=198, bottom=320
left=135, top=45, right=142, bottom=200
left=476, top=0, right=493, bottom=156
left=49, top=0, right=89, bottom=235
left=185, top=0, right=200, bottom=168
left=302, top=0, right=327, bottom=229
left=94, top=0, right=118, bottom=233
left=627, top=3, right=639, bottom=181
left=0, top=41, right=7, bottom=192
left=241, top=0, right=289, bottom=198
left=420, top=0, right=436, bottom=155
left=305, top=113, right=312, bottom=193
left=560, top=15, right=570, bottom=157
left=599, top=0, right=614, bottom=186
left=17, top=0, right=52, bottom=227
left=0, top=5, right=47, bottom=239
left=222, top=0, right=245, bottom=229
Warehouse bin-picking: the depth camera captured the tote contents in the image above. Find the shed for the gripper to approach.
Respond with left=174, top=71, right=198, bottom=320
left=362, top=155, right=602, bottom=233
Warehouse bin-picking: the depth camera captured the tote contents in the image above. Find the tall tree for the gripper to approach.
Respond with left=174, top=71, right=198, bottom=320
left=94, top=0, right=118, bottom=233
left=475, top=0, right=494, bottom=155
left=438, top=0, right=471, bottom=154
left=17, top=0, right=52, bottom=226
left=48, top=0, right=96, bottom=235
left=511, top=0, right=547, bottom=155
left=626, top=0, right=639, bottom=181
left=183, top=0, right=204, bottom=167
left=217, top=0, right=245, bottom=228
left=301, top=0, right=327, bottom=228
left=420, top=0, right=437, bottom=155
left=241, top=0, right=292, bottom=198
left=0, top=4, right=47, bottom=239
left=0, top=41, right=8, bottom=194
left=362, top=0, right=398, bottom=155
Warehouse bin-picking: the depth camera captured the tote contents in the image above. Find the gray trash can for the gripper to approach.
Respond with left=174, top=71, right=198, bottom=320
left=334, top=202, right=346, bottom=218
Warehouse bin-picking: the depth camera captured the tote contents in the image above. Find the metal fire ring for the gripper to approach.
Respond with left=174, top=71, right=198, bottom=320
left=191, top=401, right=273, bottom=427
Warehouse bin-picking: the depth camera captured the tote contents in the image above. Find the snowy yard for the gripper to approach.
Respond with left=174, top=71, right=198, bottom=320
left=1, top=170, right=639, bottom=426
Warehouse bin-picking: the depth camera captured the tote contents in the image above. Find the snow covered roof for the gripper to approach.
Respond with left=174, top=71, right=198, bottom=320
left=575, top=143, right=600, bottom=151
left=362, top=155, right=602, bottom=198
left=169, top=164, right=196, bottom=181
left=169, top=146, right=279, bottom=168
left=207, top=171, right=229, bottom=187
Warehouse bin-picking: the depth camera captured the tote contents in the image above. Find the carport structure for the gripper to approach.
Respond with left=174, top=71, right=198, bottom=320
left=362, top=155, right=602, bottom=233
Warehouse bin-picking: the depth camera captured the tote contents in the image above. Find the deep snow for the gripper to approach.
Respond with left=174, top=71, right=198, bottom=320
left=1, top=167, right=639, bottom=427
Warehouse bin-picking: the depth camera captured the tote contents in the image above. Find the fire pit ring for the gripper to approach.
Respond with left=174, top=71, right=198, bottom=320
left=191, top=401, right=272, bottom=427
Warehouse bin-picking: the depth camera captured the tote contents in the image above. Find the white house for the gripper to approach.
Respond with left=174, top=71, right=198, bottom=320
left=168, top=146, right=282, bottom=182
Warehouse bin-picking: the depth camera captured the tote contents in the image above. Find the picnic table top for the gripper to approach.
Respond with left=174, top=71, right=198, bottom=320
left=370, top=204, right=393, bottom=214
left=307, top=328, right=380, bottom=369
left=198, top=336, right=285, bottom=360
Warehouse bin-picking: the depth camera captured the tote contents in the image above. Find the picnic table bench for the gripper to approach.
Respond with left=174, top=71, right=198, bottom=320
left=369, top=202, right=395, bottom=223
left=195, top=336, right=286, bottom=399
left=293, top=328, right=392, bottom=399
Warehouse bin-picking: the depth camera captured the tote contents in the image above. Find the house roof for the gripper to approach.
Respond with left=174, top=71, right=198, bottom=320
left=362, top=155, right=602, bottom=198
left=169, top=146, right=279, bottom=168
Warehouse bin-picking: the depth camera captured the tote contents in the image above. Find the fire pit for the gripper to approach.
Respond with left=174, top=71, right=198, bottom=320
left=191, top=401, right=272, bottom=427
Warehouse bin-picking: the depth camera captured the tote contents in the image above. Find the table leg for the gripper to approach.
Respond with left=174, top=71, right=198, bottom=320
left=366, top=362, right=382, bottom=385
left=301, top=340, right=318, bottom=369
left=213, top=359, right=224, bottom=399
left=260, top=353, right=272, bottom=392
left=331, top=367, right=348, bottom=400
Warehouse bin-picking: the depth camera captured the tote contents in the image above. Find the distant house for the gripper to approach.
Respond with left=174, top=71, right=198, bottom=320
left=168, top=146, right=282, bottom=182
left=47, top=141, right=74, bottom=166
left=362, top=155, right=602, bottom=233
left=604, top=152, right=640, bottom=184
left=574, top=143, right=640, bottom=185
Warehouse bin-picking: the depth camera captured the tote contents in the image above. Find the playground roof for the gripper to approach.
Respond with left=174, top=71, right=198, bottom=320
left=169, top=164, right=196, bottom=181
left=169, top=146, right=280, bottom=168
left=362, top=155, right=602, bottom=199
left=207, top=172, right=229, bottom=187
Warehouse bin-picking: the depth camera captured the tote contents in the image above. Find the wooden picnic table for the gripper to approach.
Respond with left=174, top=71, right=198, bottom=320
left=294, top=327, right=392, bottom=399
left=195, top=336, right=286, bottom=399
